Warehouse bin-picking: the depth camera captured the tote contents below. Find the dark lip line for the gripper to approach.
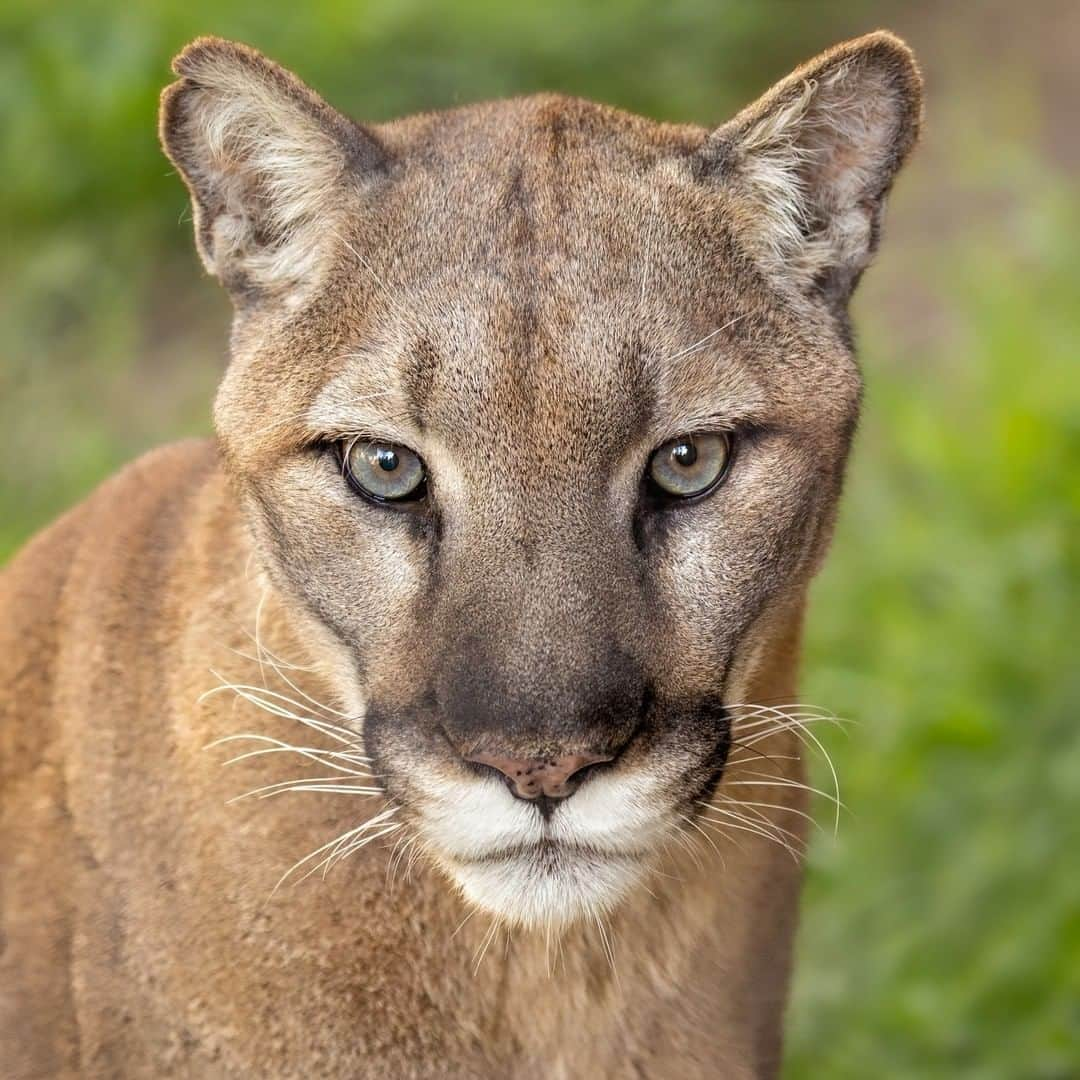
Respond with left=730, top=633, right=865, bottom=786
left=456, top=838, right=650, bottom=866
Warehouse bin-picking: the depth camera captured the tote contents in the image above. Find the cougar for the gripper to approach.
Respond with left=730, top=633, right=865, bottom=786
left=0, top=30, right=921, bottom=1079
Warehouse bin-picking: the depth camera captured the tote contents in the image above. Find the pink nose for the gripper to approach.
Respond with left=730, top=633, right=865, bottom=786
left=464, top=750, right=614, bottom=801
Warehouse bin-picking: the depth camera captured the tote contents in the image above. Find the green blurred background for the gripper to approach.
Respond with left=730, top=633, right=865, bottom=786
left=2, top=0, right=1077, bottom=1074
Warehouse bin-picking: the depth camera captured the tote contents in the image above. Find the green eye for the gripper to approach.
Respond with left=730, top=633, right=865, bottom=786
left=342, top=439, right=426, bottom=502
left=648, top=432, right=731, bottom=498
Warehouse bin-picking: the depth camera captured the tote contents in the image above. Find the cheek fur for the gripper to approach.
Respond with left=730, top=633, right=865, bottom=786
left=252, top=463, right=430, bottom=651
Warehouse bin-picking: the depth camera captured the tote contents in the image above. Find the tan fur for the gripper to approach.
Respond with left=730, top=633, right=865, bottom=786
left=1, top=32, right=921, bottom=1078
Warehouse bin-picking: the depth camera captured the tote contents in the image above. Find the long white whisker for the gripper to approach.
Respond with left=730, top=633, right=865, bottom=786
left=272, top=806, right=401, bottom=894
left=208, top=733, right=369, bottom=766
left=206, top=734, right=370, bottom=776
left=320, top=824, right=401, bottom=878
left=387, top=832, right=420, bottom=892
left=726, top=749, right=801, bottom=767
left=679, top=812, right=725, bottom=861
left=730, top=705, right=842, bottom=834
left=697, top=809, right=803, bottom=862
left=659, top=313, right=750, bottom=364
left=234, top=635, right=317, bottom=673
left=704, top=801, right=804, bottom=846
left=709, top=796, right=821, bottom=831
left=733, top=714, right=837, bottom=737
left=269, top=821, right=369, bottom=898
left=668, top=820, right=711, bottom=868
left=202, top=677, right=361, bottom=746
left=593, top=912, right=618, bottom=981
left=472, top=918, right=501, bottom=976
left=240, top=631, right=356, bottom=722
left=450, top=907, right=478, bottom=942
left=723, top=775, right=846, bottom=812
left=244, top=783, right=383, bottom=800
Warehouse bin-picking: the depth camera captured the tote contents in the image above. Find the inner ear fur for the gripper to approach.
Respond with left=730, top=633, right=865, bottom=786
left=159, top=37, right=386, bottom=300
left=699, top=31, right=923, bottom=306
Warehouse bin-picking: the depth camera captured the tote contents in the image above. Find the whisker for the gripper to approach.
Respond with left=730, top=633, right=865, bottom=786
left=697, top=810, right=803, bottom=863
left=202, top=677, right=362, bottom=746
left=404, top=839, right=425, bottom=883
left=725, top=741, right=800, bottom=770
left=296, top=812, right=401, bottom=886
left=234, top=633, right=354, bottom=722
left=726, top=699, right=853, bottom=721
left=679, top=812, right=726, bottom=862
left=243, top=784, right=383, bottom=800
left=706, top=799, right=804, bottom=847
left=658, top=313, right=750, bottom=364
left=725, top=702, right=846, bottom=835
left=233, top=635, right=317, bottom=673
left=700, top=801, right=798, bottom=846
left=320, top=823, right=401, bottom=878
left=450, top=907, right=478, bottom=942
left=730, top=715, right=845, bottom=741
left=592, top=911, right=619, bottom=984
left=667, top=819, right=708, bottom=870
left=252, top=588, right=270, bottom=690
left=206, top=734, right=371, bottom=776
left=209, top=731, right=368, bottom=762
left=723, top=775, right=846, bottom=812
left=708, top=796, right=821, bottom=832
left=472, top=918, right=501, bottom=976
left=386, top=831, right=419, bottom=893
left=267, top=805, right=399, bottom=898
left=730, top=706, right=842, bottom=834
left=209, top=732, right=370, bottom=767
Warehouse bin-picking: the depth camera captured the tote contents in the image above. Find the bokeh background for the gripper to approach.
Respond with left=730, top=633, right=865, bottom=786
left=3, top=1, right=1077, bottom=1074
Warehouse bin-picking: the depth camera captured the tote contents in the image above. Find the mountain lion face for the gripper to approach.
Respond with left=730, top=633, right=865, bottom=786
left=161, top=35, right=920, bottom=929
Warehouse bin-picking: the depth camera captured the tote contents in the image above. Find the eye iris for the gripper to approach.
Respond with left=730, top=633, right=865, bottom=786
left=648, top=432, right=730, bottom=498
left=343, top=440, right=425, bottom=502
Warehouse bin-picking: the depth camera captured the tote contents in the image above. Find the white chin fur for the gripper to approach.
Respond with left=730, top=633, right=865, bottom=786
left=449, top=847, right=646, bottom=930
left=414, top=769, right=674, bottom=929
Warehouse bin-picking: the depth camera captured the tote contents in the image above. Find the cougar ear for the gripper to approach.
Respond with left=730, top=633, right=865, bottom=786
left=699, top=31, right=922, bottom=307
left=159, top=37, right=386, bottom=301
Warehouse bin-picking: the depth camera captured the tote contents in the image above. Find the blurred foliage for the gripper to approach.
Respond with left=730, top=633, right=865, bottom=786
left=793, top=177, right=1080, bottom=1078
left=1, top=1, right=1077, bottom=1076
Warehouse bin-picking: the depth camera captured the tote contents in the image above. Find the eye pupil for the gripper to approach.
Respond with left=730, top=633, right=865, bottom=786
left=376, top=447, right=399, bottom=472
left=671, top=440, right=697, bottom=467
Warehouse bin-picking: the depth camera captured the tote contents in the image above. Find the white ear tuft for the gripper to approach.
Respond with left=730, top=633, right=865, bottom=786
left=700, top=32, right=923, bottom=305
left=160, top=38, right=386, bottom=301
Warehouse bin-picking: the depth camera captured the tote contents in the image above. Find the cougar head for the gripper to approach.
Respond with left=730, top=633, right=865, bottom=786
left=161, top=34, right=921, bottom=929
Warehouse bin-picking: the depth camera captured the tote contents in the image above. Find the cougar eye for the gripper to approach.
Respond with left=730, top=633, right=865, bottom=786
left=341, top=439, right=426, bottom=502
left=648, top=432, right=731, bottom=499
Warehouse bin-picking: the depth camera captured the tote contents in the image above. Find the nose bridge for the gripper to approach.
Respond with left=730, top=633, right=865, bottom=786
left=451, top=480, right=636, bottom=633
left=484, top=514, right=634, bottom=673
left=435, top=508, right=644, bottom=753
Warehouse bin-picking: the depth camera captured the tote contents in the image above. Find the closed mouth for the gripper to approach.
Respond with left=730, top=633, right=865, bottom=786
left=456, top=838, right=649, bottom=867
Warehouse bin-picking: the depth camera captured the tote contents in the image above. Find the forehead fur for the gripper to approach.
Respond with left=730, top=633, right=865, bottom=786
left=159, top=33, right=921, bottom=472
left=217, top=92, right=857, bottom=469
